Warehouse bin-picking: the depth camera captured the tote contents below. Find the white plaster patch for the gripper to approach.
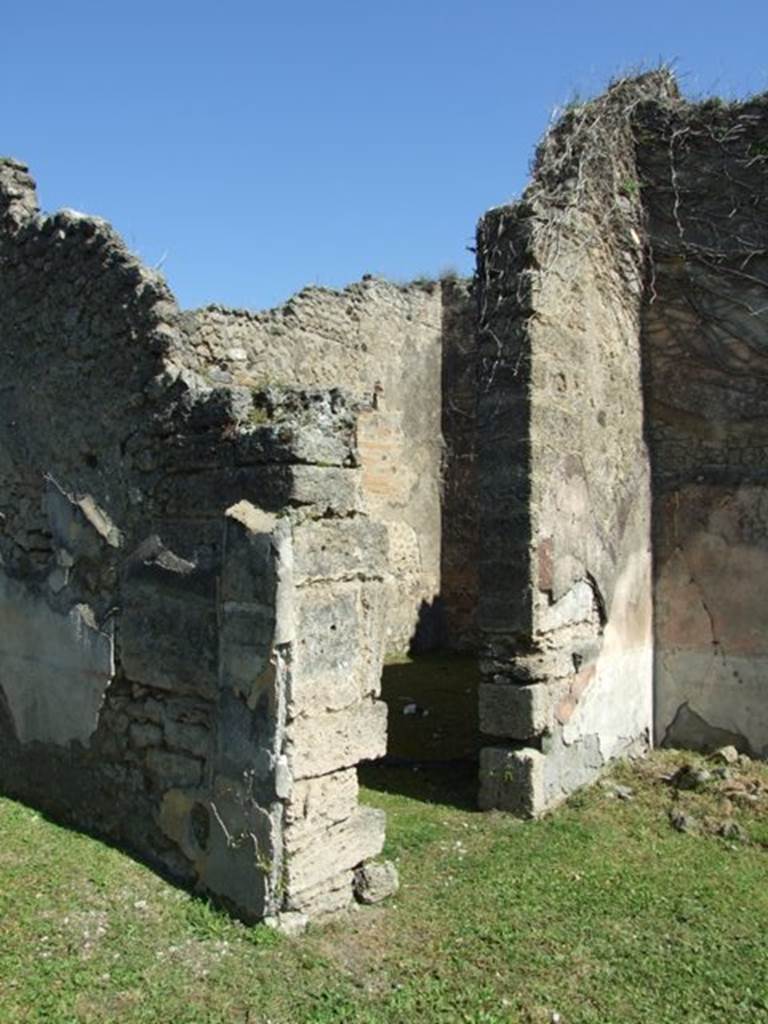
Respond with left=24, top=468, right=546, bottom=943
left=561, top=547, right=653, bottom=760
left=0, top=573, right=113, bottom=746
left=538, top=579, right=597, bottom=633
left=655, top=649, right=768, bottom=757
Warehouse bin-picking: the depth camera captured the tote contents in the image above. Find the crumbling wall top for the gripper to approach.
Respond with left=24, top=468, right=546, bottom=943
left=0, top=158, right=39, bottom=234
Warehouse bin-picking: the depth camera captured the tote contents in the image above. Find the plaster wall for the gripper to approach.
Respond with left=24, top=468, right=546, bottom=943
left=639, top=93, right=768, bottom=756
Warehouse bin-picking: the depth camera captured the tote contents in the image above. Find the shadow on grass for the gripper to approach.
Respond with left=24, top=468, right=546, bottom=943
left=0, top=787, right=261, bottom=927
left=359, top=758, right=479, bottom=812
left=361, top=651, right=482, bottom=811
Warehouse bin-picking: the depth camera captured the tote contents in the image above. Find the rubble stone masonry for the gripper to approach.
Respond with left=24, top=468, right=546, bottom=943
left=2, top=72, right=768, bottom=917
left=0, top=159, right=390, bottom=925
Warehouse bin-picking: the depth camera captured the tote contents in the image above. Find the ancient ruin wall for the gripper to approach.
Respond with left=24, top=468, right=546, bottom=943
left=638, top=94, right=768, bottom=757
left=0, top=159, right=390, bottom=924
left=181, top=277, right=478, bottom=654
left=475, top=77, right=665, bottom=814
left=439, top=277, right=480, bottom=650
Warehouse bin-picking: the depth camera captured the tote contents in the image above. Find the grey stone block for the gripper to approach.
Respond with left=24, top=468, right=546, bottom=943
left=218, top=604, right=275, bottom=697
left=128, top=721, right=163, bottom=749
left=292, top=517, right=388, bottom=583
left=120, top=582, right=218, bottom=700
left=353, top=859, right=399, bottom=905
left=285, top=869, right=355, bottom=917
left=288, top=466, right=363, bottom=514
left=479, top=681, right=553, bottom=739
left=153, top=466, right=294, bottom=518
left=284, top=768, right=359, bottom=842
left=285, top=806, right=385, bottom=901
left=220, top=505, right=278, bottom=605
left=164, top=719, right=210, bottom=758
left=145, top=749, right=203, bottom=789
left=478, top=746, right=545, bottom=817
left=287, top=700, right=387, bottom=780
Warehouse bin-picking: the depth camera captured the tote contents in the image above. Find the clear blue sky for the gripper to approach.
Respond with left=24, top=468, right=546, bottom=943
left=2, top=1, right=766, bottom=311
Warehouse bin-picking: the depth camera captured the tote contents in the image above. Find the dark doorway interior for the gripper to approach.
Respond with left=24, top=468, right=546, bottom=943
left=359, top=653, right=481, bottom=811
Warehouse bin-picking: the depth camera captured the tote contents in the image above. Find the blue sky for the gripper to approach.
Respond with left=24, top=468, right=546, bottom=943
left=2, top=1, right=766, bottom=311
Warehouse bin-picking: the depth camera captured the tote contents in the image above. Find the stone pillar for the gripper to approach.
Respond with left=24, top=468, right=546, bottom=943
left=474, top=76, right=664, bottom=814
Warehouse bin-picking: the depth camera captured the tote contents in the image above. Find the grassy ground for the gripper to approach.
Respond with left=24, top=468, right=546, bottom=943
left=379, top=652, right=481, bottom=762
left=1, top=750, right=767, bottom=1024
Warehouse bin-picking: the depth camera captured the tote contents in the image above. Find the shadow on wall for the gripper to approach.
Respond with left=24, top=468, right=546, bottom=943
left=633, top=90, right=768, bottom=761
left=663, top=703, right=753, bottom=756
left=0, top=674, right=200, bottom=896
left=409, top=595, right=448, bottom=654
left=439, top=277, right=480, bottom=653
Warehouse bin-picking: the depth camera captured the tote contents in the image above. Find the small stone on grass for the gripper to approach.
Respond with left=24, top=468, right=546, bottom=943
left=669, top=809, right=698, bottom=833
left=354, top=860, right=399, bottom=905
left=717, top=820, right=748, bottom=842
left=710, top=745, right=740, bottom=765
left=672, top=766, right=712, bottom=791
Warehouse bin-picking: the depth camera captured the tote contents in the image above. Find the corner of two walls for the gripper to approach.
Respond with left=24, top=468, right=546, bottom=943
left=0, top=160, right=390, bottom=925
left=9, top=72, right=766, bottom=902
left=184, top=278, right=480, bottom=657
left=152, top=465, right=392, bottom=924
left=475, top=80, right=663, bottom=815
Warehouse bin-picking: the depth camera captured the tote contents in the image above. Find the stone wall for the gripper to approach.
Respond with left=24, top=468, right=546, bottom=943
left=180, top=276, right=478, bottom=655
left=638, top=93, right=768, bottom=758
left=474, top=77, right=664, bottom=815
left=472, top=75, right=768, bottom=813
left=4, top=70, right=767, bottom=884
left=0, top=159, right=391, bottom=925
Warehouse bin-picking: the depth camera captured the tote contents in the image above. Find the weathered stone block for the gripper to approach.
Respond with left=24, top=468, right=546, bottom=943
left=359, top=580, right=388, bottom=697
left=218, top=604, right=275, bottom=695
left=220, top=504, right=278, bottom=605
left=120, top=582, right=218, bottom=700
left=234, top=422, right=354, bottom=468
left=478, top=569, right=533, bottom=636
left=158, top=779, right=280, bottom=922
left=479, top=681, right=553, bottom=739
left=286, top=700, right=387, bottom=779
left=128, top=721, right=163, bottom=749
left=479, top=643, right=580, bottom=684
left=478, top=746, right=545, bottom=817
left=145, top=749, right=203, bottom=789
left=285, top=806, right=385, bottom=898
left=353, top=859, right=399, bottom=905
left=288, top=465, right=363, bottom=514
left=213, top=686, right=281, bottom=790
left=164, top=719, right=210, bottom=758
left=292, top=516, right=388, bottom=583
left=285, top=869, right=355, bottom=917
left=290, top=584, right=376, bottom=716
left=284, top=768, right=359, bottom=843
left=154, top=466, right=293, bottom=518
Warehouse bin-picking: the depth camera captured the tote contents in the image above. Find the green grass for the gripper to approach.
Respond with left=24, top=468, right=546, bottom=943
left=1, top=751, right=767, bottom=1023
left=379, top=652, right=481, bottom=763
